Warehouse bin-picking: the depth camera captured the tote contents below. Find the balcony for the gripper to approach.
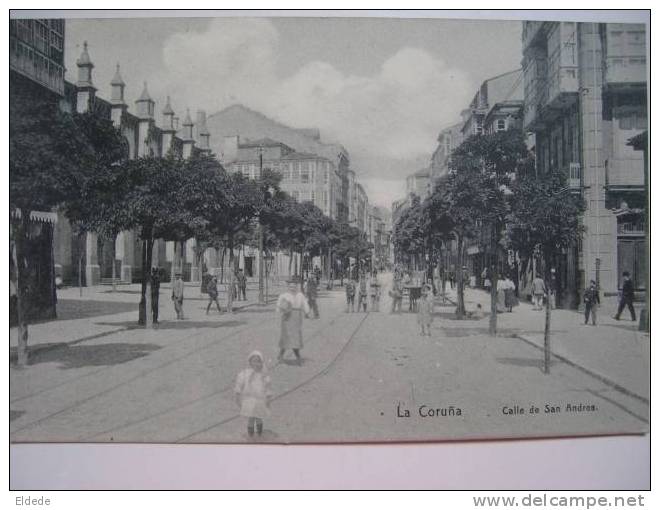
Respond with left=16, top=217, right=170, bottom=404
left=604, top=57, right=647, bottom=88
left=568, top=163, right=582, bottom=190
left=606, top=160, right=645, bottom=191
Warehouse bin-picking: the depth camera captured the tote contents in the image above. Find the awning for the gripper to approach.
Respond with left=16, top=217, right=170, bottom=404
left=11, top=208, right=58, bottom=224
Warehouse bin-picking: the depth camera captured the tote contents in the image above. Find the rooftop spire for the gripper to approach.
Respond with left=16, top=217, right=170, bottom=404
left=76, top=41, right=93, bottom=67
left=137, top=81, right=152, bottom=102
left=110, top=63, right=125, bottom=86
left=163, top=96, right=174, bottom=115
left=183, top=108, right=193, bottom=126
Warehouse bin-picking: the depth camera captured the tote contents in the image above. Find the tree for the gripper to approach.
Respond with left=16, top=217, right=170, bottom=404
left=508, top=170, right=585, bottom=373
left=393, top=194, right=427, bottom=270
left=10, top=94, right=123, bottom=365
left=448, top=131, right=530, bottom=333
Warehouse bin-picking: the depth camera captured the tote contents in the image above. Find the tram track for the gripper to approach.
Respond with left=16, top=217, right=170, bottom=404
left=80, top=308, right=350, bottom=441
left=10, top=292, right=352, bottom=441
left=175, top=310, right=371, bottom=443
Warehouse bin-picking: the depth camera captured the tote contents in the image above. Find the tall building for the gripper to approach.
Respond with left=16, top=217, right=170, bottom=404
left=10, top=18, right=67, bottom=321
left=10, top=18, right=65, bottom=98
left=207, top=104, right=352, bottom=223
left=430, top=123, right=463, bottom=184
left=18, top=36, right=210, bottom=286
left=460, top=69, right=523, bottom=140
left=223, top=137, right=343, bottom=220
left=405, top=167, right=431, bottom=198
left=522, top=21, right=647, bottom=304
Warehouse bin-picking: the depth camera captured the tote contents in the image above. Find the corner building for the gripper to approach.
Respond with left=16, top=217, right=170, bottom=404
left=522, top=21, right=647, bottom=305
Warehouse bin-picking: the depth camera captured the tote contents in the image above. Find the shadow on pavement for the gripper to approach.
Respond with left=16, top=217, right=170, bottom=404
left=497, top=357, right=557, bottom=370
left=440, top=327, right=524, bottom=338
left=600, top=322, right=639, bottom=332
left=22, top=342, right=162, bottom=369
left=94, top=319, right=247, bottom=330
left=25, top=299, right=137, bottom=324
left=10, top=410, right=25, bottom=422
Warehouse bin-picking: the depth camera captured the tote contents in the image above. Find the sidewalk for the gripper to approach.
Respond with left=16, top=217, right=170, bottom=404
left=10, top=281, right=288, bottom=357
left=440, top=286, right=649, bottom=401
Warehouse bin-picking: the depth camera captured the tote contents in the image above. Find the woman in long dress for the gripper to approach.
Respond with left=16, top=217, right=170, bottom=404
left=504, top=276, right=518, bottom=312
left=277, top=281, right=311, bottom=365
left=496, top=274, right=507, bottom=313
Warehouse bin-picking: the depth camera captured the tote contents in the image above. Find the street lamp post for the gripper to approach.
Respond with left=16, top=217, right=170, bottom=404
left=257, top=146, right=274, bottom=306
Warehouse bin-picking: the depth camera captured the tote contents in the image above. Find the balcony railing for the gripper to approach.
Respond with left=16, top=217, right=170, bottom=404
left=568, top=163, right=581, bottom=189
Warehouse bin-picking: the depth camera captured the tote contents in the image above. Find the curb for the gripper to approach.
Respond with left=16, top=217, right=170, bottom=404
left=512, top=333, right=649, bottom=405
left=10, top=297, right=278, bottom=366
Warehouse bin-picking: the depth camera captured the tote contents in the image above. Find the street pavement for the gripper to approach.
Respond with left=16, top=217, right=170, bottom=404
left=10, top=274, right=648, bottom=443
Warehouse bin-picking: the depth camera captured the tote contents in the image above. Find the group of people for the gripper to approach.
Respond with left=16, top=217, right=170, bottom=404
left=345, top=273, right=381, bottom=312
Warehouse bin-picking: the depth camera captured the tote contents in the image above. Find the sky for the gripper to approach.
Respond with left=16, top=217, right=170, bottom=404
left=64, top=15, right=523, bottom=208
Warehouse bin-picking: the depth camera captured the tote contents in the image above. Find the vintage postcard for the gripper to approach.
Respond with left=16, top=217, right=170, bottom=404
left=10, top=11, right=649, bottom=444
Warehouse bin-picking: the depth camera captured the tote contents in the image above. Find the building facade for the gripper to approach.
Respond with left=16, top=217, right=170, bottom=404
left=224, top=137, right=343, bottom=220
left=522, top=21, right=647, bottom=303
left=34, top=37, right=212, bottom=286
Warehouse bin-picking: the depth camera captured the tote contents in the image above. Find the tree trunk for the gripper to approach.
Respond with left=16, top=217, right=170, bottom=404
left=544, top=287, right=552, bottom=374
left=220, top=247, right=226, bottom=284
left=138, top=229, right=154, bottom=327
left=139, top=237, right=147, bottom=325
left=111, top=233, right=117, bottom=292
left=11, top=218, right=29, bottom=367
left=455, top=234, right=465, bottom=318
left=146, top=238, right=153, bottom=328
left=299, top=249, right=304, bottom=291
left=288, top=249, right=293, bottom=279
left=543, top=249, right=552, bottom=374
left=78, top=254, right=83, bottom=298
left=489, top=227, right=500, bottom=337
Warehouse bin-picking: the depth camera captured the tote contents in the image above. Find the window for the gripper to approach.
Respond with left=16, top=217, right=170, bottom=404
left=300, top=166, right=309, bottom=183
left=324, top=169, right=329, bottom=184
left=496, top=119, right=507, bottom=132
left=35, top=21, right=49, bottom=53
left=50, top=31, right=63, bottom=51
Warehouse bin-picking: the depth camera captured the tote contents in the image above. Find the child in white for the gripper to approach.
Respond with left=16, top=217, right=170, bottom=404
left=234, top=351, right=272, bottom=437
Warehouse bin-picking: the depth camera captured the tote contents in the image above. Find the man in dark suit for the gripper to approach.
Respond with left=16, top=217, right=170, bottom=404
left=614, top=271, right=636, bottom=321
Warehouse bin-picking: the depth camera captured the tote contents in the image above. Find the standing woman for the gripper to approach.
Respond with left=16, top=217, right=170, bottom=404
left=277, top=280, right=311, bottom=365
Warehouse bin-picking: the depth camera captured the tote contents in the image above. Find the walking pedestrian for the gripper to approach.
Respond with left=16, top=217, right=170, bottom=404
left=614, top=271, right=636, bottom=321
left=345, top=278, right=356, bottom=313
left=417, top=284, right=433, bottom=336
left=206, top=275, right=223, bottom=314
left=496, top=274, right=507, bottom=313
left=171, top=272, right=185, bottom=320
left=503, top=275, right=518, bottom=312
left=234, top=351, right=272, bottom=438
left=226, top=270, right=235, bottom=314
left=305, top=277, right=319, bottom=319
left=583, top=279, right=600, bottom=326
left=389, top=277, right=403, bottom=314
left=151, top=267, right=161, bottom=324
left=357, top=274, right=368, bottom=312
left=531, top=273, right=546, bottom=311
left=277, top=280, right=311, bottom=365
left=237, top=269, right=247, bottom=301
left=370, top=274, right=381, bottom=311
left=548, top=268, right=558, bottom=310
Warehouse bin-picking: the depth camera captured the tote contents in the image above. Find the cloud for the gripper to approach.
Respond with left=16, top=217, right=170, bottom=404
left=158, top=18, right=474, bottom=203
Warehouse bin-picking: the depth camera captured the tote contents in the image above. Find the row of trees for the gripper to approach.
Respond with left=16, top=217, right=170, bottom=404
left=10, top=95, right=372, bottom=365
left=393, top=130, right=585, bottom=373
